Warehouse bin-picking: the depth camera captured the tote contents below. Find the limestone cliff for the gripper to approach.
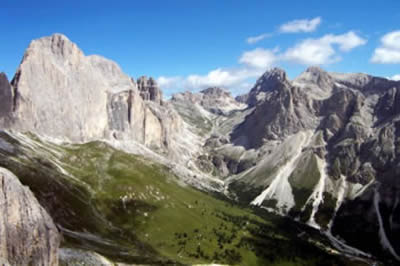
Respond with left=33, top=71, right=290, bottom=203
left=2, top=34, right=184, bottom=157
left=137, top=76, right=163, bottom=105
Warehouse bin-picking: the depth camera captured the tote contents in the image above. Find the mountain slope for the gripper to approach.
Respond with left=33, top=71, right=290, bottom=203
left=223, top=67, right=400, bottom=262
left=0, top=131, right=363, bottom=265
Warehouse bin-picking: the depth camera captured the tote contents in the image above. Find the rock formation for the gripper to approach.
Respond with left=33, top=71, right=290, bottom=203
left=172, top=86, right=247, bottom=116
left=0, top=167, right=60, bottom=265
left=231, top=67, right=316, bottom=148
left=137, top=76, right=163, bottom=105
left=1, top=34, right=186, bottom=158
left=0, top=73, right=13, bottom=127
left=224, top=66, right=400, bottom=260
left=0, top=73, right=12, bottom=117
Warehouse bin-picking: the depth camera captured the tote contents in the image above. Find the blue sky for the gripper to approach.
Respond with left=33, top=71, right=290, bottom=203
left=1, top=0, right=400, bottom=96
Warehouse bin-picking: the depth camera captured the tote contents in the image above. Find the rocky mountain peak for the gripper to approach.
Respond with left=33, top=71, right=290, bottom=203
left=296, top=66, right=330, bottom=81
left=200, top=87, right=230, bottom=97
left=262, top=67, right=287, bottom=82
left=137, top=76, right=163, bottom=104
left=293, top=66, right=334, bottom=98
left=305, top=65, right=325, bottom=74
left=246, top=67, right=290, bottom=106
left=24, top=33, right=83, bottom=62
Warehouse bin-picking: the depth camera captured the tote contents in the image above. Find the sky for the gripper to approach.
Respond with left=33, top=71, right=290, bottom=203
left=1, top=0, right=400, bottom=96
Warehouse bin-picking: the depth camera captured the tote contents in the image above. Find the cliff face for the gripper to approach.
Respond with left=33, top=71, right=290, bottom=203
left=137, top=76, right=163, bottom=105
left=0, top=167, right=60, bottom=266
left=9, top=34, right=110, bottom=141
left=0, top=73, right=12, bottom=116
left=0, top=73, right=13, bottom=127
left=2, top=34, right=184, bottom=157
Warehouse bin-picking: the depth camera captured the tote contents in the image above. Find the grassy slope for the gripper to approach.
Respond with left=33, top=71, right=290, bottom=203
left=0, top=132, right=361, bottom=265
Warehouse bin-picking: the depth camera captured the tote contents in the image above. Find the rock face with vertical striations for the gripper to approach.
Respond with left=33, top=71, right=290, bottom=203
left=3, top=33, right=186, bottom=158
left=0, top=167, right=60, bottom=266
left=137, top=76, right=163, bottom=105
left=9, top=34, right=110, bottom=141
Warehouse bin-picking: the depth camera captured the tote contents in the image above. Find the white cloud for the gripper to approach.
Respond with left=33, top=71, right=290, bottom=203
left=371, top=31, right=400, bottom=63
left=283, top=39, right=337, bottom=65
left=283, top=31, right=366, bottom=65
left=246, top=33, right=272, bottom=44
left=390, top=74, right=400, bottom=81
left=158, top=31, right=366, bottom=94
left=157, top=48, right=279, bottom=93
left=157, top=66, right=266, bottom=95
left=239, top=48, right=279, bottom=69
left=322, top=31, right=367, bottom=51
left=279, top=17, right=322, bottom=33
left=184, top=67, right=264, bottom=91
left=157, top=76, right=183, bottom=89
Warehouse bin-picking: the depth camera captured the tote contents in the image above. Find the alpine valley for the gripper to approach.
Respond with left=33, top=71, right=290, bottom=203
left=1, top=34, right=399, bottom=265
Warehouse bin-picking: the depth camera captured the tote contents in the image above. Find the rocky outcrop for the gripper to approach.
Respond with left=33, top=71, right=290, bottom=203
left=0, top=73, right=13, bottom=127
left=0, top=73, right=12, bottom=116
left=0, top=167, right=60, bottom=265
left=137, top=76, right=163, bottom=105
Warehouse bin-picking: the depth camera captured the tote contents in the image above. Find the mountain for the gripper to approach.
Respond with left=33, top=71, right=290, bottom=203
left=2, top=34, right=190, bottom=159
left=172, top=66, right=400, bottom=262
left=0, top=34, right=219, bottom=190
left=226, top=66, right=400, bottom=261
left=0, top=33, right=399, bottom=265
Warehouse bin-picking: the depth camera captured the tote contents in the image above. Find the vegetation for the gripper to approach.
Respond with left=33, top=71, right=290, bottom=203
left=0, top=132, right=368, bottom=265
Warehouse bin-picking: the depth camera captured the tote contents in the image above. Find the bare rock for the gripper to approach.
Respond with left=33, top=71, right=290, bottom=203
left=3, top=34, right=186, bottom=157
left=0, top=73, right=12, bottom=117
left=171, top=87, right=246, bottom=116
left=0, top=167, right=60, bottom=266
left=9, top=34, right=113, bottom=141
left=0, top=73, right=13, bottom=128
left=137, top=76, right=163, bottom=105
